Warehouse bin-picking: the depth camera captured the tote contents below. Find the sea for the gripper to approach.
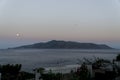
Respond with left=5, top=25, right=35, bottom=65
left=0, top=49, right=120, bottom=72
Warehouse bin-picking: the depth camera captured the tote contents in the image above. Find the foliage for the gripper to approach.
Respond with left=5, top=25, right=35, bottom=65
left=18, top=71, right=35, bottom=80
left=76, top=63, right=90, bottom=80
left=0, top=64, right=22, bottom=80
left=116, top=54, right=120, bottom=61
left=37, top=67, right=45, bottom=74
left=92, top=59, right=110, bottom=69
left=83, top=57, right=111, bottom=69
left=41, top=72, right=63, bottom=80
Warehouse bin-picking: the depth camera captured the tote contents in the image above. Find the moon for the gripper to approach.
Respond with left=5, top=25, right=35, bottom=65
left=16, top=33, right=20, bottom=37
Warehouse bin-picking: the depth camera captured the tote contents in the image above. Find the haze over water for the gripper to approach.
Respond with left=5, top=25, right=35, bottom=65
left=0, top=49, right=120, bottom=72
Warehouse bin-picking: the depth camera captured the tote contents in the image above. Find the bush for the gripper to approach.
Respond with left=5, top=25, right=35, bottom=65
left=116, top=54, right=120, bottom=61
left=41, top=73, right=63, bottom=80
left=76, top=63, right=90, bottom=80
left=0, top=64, right=22, bottom=80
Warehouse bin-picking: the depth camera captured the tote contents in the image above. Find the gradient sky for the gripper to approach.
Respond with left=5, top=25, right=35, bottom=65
left=0, top=0, right=120, bottom=49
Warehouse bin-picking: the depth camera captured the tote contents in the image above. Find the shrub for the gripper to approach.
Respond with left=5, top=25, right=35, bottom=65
left=116, top=54, right=120, bottom=61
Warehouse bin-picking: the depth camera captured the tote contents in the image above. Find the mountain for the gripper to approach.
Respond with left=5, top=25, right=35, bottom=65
left=13, top=40, right=113, bottom=49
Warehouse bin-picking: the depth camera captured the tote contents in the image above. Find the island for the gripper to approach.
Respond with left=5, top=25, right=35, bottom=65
left=12, top=40, right=113, bottom=49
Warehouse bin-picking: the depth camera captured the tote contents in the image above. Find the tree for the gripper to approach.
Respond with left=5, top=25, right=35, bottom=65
left=0, top=64, right=22, bottom=80
left=37, top=67, right=45, bottom=74
left=92, top=58, right=111, bottom=69
left=76, top=63, right=90, bottom=80
left=116, top=54, right=120, bottom=61
left=41, top=70, right=63, bottom=80
left=18, top=71, right=35, bottom=80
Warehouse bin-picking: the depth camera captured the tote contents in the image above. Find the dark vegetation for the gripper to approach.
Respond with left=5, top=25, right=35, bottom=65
left=0, top=64, right=21, bottom=80
left=116, top=54, right=120, bottom=61
left=0, top=64, right=34, bottom=80
left=13, top=40, right=112, bottom=49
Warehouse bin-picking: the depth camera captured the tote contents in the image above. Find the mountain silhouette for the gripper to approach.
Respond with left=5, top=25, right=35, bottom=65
left=13, top=40, right=113, bottom=49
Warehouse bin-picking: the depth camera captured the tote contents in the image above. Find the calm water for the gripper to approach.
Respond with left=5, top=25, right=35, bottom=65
left=0, top=49, right=120, bottom=72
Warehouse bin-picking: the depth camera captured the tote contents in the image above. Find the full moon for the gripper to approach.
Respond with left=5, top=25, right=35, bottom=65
left=16, top=34, right=20, bottom=37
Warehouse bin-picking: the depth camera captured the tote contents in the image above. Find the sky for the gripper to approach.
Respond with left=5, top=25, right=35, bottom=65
left=0, top=0, right=120, bottom=49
